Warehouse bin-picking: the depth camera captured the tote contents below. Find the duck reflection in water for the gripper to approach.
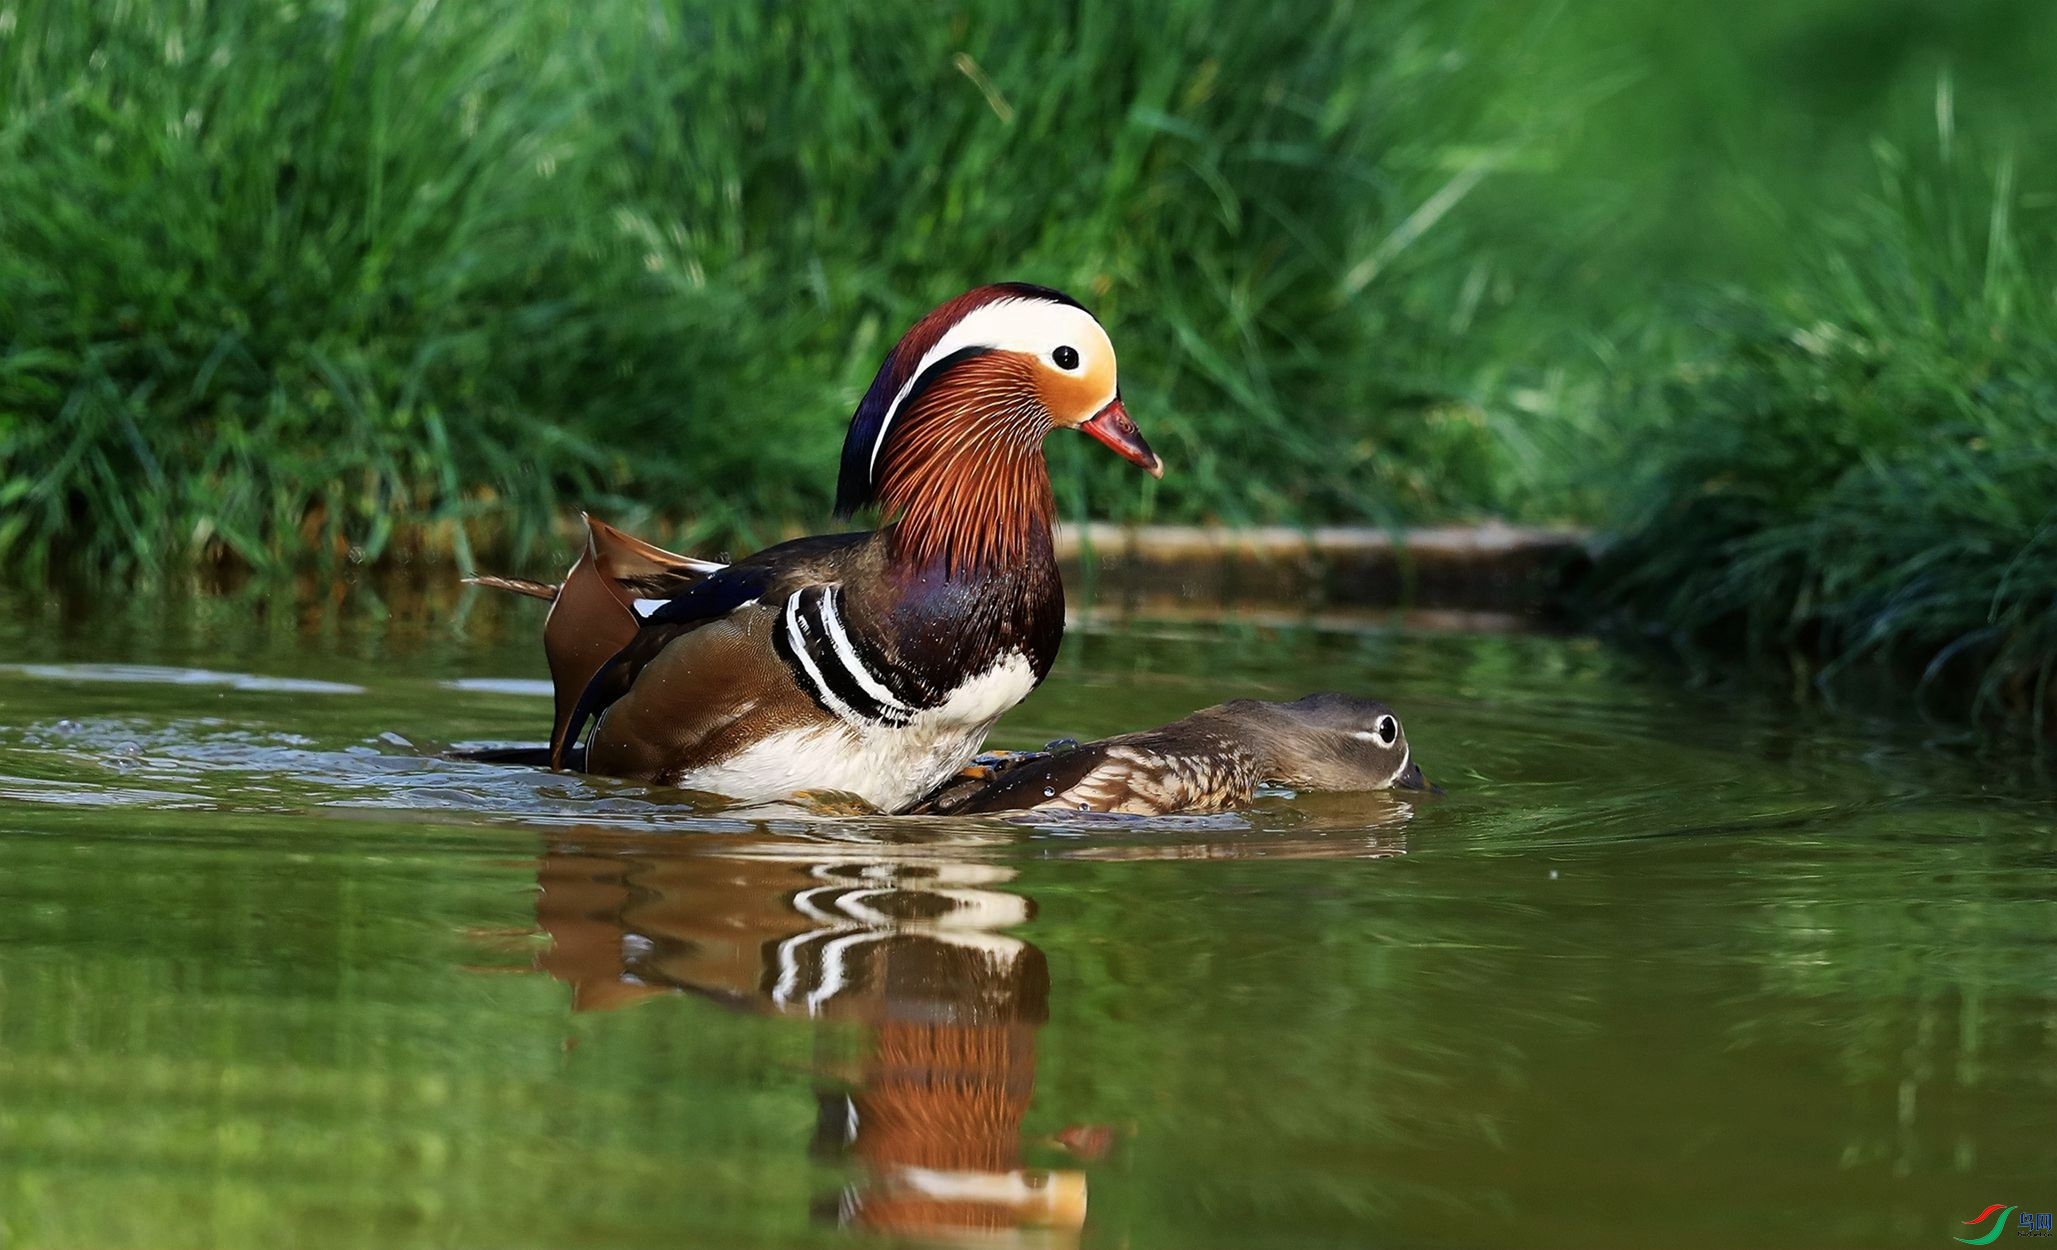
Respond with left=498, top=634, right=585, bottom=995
left=533, top=832, right=1088, bottom=1244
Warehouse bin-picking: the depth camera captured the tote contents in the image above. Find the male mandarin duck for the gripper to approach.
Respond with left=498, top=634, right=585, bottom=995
left=912, top=694, right=1434, bottom=816
left=471, top=283, right=1160, bottom=811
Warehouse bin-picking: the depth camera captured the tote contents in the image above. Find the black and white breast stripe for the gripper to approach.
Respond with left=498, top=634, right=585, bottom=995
left=771, top=586, right=932, bottom=726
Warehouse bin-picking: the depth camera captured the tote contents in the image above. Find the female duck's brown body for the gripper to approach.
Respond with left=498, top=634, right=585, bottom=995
left=473, top=283, right=1160, bottom=811
left=915, top=694, right=1431, bottom=816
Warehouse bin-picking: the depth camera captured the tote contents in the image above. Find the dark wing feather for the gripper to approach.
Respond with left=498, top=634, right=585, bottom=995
left=905, top=748, right=1056, bottom=814
left=927, top=745, right=1116, bottom=814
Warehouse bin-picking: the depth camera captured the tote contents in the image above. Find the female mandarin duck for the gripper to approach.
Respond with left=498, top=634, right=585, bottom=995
left=473, top=283, right=1160, bottom=811
left=912, top=694, right=1433, bottom=816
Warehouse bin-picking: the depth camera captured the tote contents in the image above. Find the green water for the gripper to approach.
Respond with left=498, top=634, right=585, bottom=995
left=0, top=583, right=2051, bottom=1250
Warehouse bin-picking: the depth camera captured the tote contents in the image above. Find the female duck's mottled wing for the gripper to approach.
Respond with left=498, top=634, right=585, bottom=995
left=933, top=730, right=1256, bottom=816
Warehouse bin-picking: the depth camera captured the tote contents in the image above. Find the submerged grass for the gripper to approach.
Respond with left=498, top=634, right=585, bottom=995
left=2, top=1, right=2054, bottom=732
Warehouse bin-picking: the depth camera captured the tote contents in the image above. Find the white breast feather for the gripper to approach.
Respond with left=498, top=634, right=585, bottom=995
left=678, top=652, right=1040, bottom=811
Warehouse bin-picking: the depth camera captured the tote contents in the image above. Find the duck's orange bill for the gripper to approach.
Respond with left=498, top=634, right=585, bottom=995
left=1079, top=399, right=1163, bottom=478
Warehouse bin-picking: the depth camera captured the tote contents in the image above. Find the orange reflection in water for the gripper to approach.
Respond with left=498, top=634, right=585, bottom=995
left=534, top=832, right=1087, bottom=1245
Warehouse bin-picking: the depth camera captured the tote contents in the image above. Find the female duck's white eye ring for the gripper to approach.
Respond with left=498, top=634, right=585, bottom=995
left=1052, top=344, right=1080, bottom=370
left=1354, top=716, right=1400, bottom=747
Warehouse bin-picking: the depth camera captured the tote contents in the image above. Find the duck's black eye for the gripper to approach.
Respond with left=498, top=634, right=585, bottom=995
left=1053, top=345, right=1080, bottom=370
left=1377, top=716, right=1398, bottom=745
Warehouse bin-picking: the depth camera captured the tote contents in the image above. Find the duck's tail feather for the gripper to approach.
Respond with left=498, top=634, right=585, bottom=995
left=451, top=743, right=588, bottom=771
left=463, top=574, right=561, bottom=602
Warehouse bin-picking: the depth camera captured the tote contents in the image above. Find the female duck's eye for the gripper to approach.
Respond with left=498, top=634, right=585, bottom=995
left=1053, top=345, right=1080, bottom=370
left=1376, top=716, right=1398, bottom=745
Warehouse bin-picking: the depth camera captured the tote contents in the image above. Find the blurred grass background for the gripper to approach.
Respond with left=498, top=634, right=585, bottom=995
left=1, top=0, right=2053, bottom=725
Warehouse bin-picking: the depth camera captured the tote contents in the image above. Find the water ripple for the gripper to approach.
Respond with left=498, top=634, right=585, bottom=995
left=0, top=663, right=364, bottom=695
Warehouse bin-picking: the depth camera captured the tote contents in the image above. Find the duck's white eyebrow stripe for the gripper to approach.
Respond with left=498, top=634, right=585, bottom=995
left=868, top=306, right=1016, bottom=479
left=865, top=296, right=1111, bottom=478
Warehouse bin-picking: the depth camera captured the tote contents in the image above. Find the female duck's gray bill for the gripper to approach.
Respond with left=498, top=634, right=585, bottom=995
left=1079, top=398, right=1162, bottom=477
left=1395, top=759, right=1442, bottom=795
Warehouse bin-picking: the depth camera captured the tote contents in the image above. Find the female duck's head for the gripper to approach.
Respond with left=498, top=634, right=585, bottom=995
left=1221, top=693, right=1432, bottom=793
left=836, top=284, right=1160, bottom=570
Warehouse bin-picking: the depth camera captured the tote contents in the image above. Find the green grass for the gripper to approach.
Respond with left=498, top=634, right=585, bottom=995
left=2, top=0, right=2055, bottom=729
left=0, top=0, right=1579, bottom=574
left=1578, top=133, right=2057, bottom=730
